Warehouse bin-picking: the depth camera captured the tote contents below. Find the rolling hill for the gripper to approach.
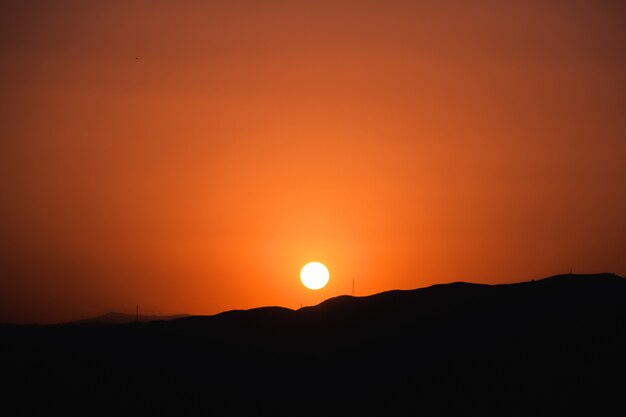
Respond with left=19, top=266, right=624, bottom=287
left=70, top=312, right=189, bottom=325
left=2, top=273, right=625, bottom=416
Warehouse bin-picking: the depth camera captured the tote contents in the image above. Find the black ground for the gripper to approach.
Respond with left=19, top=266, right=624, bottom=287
left=2, top=273, right=625, bottom=416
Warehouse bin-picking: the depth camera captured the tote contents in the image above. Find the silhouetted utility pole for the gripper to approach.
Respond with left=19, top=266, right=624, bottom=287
left=352, top=277, right=356, bottom=296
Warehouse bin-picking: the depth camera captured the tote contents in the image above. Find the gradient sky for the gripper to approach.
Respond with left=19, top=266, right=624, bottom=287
left=1, top=0, right=625, bottom=324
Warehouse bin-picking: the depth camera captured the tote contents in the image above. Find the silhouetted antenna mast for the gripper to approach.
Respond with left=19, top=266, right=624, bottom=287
left=136, top=304, right=139, bottom=323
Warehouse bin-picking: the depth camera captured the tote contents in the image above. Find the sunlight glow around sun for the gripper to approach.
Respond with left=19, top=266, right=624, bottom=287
left=300, top=262, right=330, bottom=290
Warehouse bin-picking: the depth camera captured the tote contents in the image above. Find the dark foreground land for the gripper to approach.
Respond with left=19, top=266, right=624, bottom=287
left=2, top=273, right=626, bottom=416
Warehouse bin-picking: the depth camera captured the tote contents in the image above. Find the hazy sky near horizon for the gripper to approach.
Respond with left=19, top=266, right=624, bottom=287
left=1, top=0, right=625, bottom=323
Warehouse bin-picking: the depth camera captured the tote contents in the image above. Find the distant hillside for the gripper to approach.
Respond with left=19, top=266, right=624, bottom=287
left=2, top=273, right=625, bottom=416
left=177, top=272, right=626, bottom=333
left=71, top=311, right=189, bottom=325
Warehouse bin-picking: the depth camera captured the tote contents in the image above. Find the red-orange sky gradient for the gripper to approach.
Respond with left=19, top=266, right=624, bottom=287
left=1, top=1, right=625, bottom=324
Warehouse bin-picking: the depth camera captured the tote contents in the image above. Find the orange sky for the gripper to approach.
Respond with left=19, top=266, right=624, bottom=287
left=1, top=1, right=625, bottom=324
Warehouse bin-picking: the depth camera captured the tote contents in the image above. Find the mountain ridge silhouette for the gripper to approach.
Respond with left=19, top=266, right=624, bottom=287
left=70, top=311, right=189, bottom=325
left=170, top=272, right=624, bottom=332
left=2, top=272, right=625, bottom=415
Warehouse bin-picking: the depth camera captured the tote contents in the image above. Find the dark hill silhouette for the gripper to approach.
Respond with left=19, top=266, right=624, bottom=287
left=2, top=273, right=625, bottom=416
left=70, top=311, right=189, bottom=325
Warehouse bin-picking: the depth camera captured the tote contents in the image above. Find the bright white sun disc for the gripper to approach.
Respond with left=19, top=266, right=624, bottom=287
left=300, top=262, right=329, bottom=290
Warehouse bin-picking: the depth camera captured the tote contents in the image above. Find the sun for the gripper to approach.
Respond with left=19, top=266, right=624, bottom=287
left=300, top=262, right=330, bottom=290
